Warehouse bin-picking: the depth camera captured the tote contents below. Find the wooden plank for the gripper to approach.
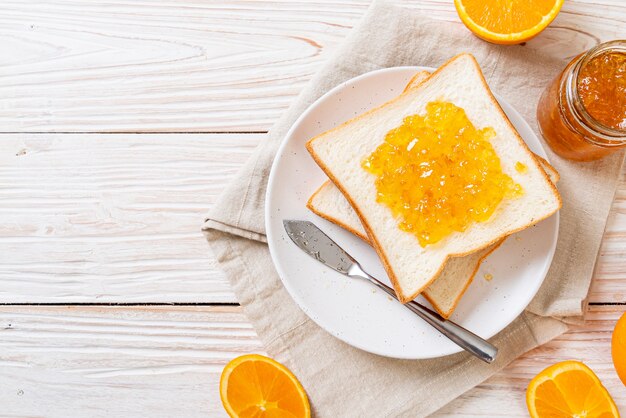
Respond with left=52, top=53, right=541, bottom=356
left=589, top=171, right=626, bottom=303
left=0, top=133, right=261, bottom=303
left=0, top=306, right=261, bottom=418
left=0, top=0, right=624, bottom=132
left=0, top=133, right=623, bottom=303
left=0, top=305, right=623, bottom=417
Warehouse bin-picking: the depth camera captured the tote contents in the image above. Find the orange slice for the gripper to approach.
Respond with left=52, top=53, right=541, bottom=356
left=613, top=312, right=626, bottom=386
left=220, top=354, right=311, bottom=418
left=526, top=360, right=619, bottom=418
left=454, top=0, right=564, bottom=45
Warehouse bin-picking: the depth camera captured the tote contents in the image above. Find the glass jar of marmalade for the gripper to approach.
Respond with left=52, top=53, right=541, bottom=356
left=537, top=40, right=626, bottom=161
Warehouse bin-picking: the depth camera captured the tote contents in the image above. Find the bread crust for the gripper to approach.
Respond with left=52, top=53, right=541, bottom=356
left=306, top=181, right=370, bottom=242
left=422, top=238, right=505, bottom=318
left=533, top=154, right=560, bottom=183
left=306, top=53, right=562, bottom=304
left=402, top=71, right=431, bottom=93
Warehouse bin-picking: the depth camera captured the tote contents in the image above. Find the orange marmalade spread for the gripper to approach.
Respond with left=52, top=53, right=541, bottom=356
left=515, top=161, right=528, bottom=173
left=578, top=51, right=626, bottom=130
left=362, top=101, right=522, bottom=247
left=537, top=41, right=626, bottom=161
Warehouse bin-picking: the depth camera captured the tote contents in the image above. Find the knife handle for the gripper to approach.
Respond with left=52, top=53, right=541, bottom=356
left=348, top=263, right=498, bottom=364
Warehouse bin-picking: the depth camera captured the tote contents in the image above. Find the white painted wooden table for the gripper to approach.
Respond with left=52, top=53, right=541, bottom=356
left=0, top=1, right=624, bottom=417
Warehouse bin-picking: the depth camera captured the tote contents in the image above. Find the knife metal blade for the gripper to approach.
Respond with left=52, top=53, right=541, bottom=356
left=283, top=220, right=356, bottom=275
left=282, top=219, right=498, bottom=363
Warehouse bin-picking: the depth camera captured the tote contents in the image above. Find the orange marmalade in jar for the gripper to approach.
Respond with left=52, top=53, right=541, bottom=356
left=537, top=40, right=626, bottom=161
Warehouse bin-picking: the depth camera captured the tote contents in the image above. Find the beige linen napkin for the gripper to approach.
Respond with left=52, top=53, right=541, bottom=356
left=204, top=1, right=624, bottom=416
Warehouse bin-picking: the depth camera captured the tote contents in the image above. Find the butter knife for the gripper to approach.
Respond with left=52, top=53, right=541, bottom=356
left=283, top=220, right=498, bottom=363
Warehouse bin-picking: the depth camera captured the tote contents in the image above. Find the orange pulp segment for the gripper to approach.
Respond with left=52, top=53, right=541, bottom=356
left=526, top=360, right=619, bottom=418
left=220, top=354, right=311, bottom=418
left=454, top=0, right=564, bottom=45
left=613, top=312, right=626, bottom=386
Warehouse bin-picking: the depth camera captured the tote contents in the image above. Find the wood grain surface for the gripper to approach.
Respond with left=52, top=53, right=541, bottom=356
left=0, top=305, right=623, bottom=418
left=0, top=0, right=624, bottom=132
left=0, top=134, right=261, bottom=302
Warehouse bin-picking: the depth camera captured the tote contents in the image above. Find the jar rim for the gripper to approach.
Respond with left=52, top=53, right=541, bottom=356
left=565, top=40, right=626, bottom=147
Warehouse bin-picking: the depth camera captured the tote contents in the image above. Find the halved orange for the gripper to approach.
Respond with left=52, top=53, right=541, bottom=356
left=454, top=0, right=564, bottom=45
left=220, top=354, right=311, bottom=418
left=526, top=360, right=619, bottom=418
left=613, top=312, right=626, bottom=386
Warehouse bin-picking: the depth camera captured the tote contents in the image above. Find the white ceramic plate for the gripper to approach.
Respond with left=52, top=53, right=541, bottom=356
left=265, top=66, right=559, bottom=360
